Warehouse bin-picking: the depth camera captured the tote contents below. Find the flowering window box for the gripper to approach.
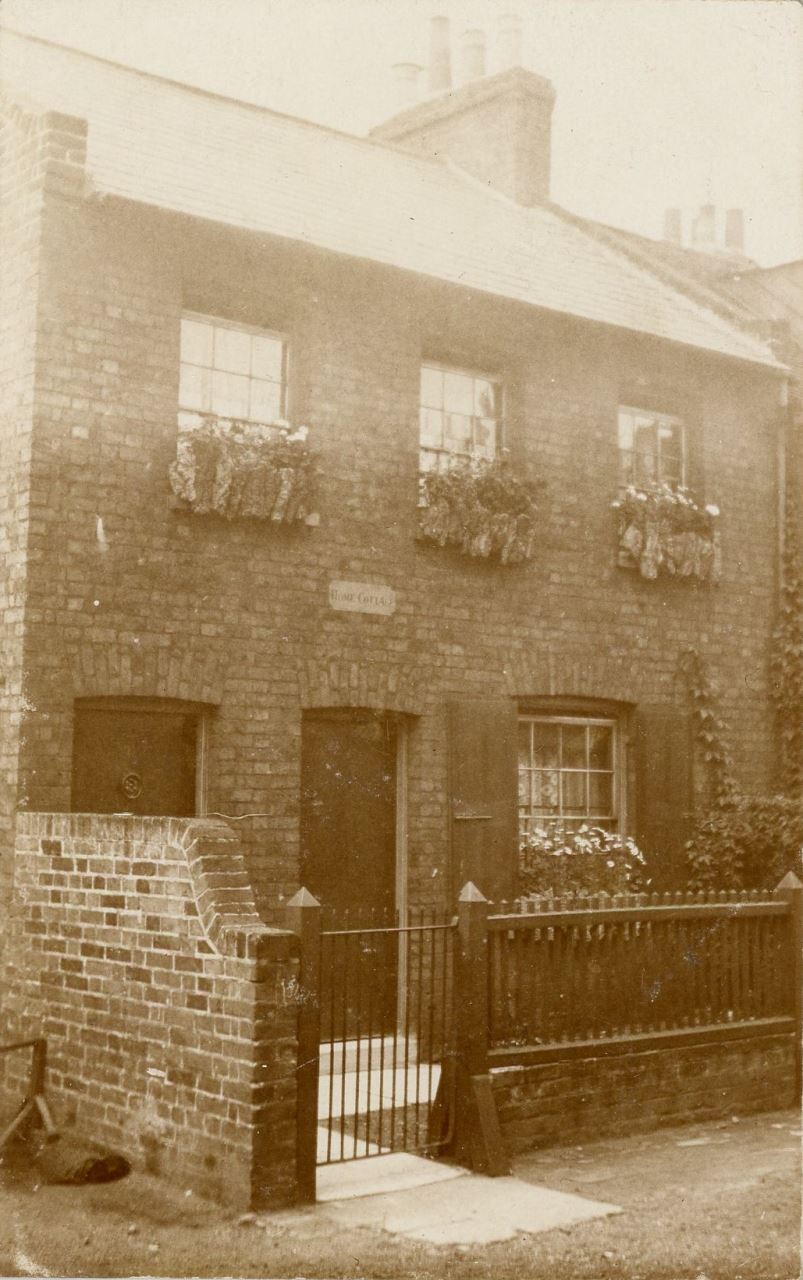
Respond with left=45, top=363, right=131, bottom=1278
left=169, top=415, right=315, bottom=523
left=417, top=457, right=539, bottom=565
left=612, top=484, right=721, bottom=583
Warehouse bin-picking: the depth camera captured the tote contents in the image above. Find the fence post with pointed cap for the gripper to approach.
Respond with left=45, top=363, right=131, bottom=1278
left=775, top=870, right=803, bottom=1101
left=286, top=887, right=322, bottom=1203
left=449, top=881, right=508, bottom=1175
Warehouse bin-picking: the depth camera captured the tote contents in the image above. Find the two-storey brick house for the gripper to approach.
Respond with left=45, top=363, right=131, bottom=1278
left=0, top=27, right=789, bottom=944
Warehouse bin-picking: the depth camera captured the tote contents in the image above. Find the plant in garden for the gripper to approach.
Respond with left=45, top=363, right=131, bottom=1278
left=418, top=456, right=540, bottom=564
left=169, top=416, right=314, bottom=522
left=685, top=793, right=803, bottom=891
left=612, top=483, right=721, bottom=582
left=519, top=824, right=648, bottom=897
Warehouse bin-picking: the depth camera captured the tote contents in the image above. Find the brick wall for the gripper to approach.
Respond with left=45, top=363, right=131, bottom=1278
left=491, top=1031, right=797, bottom=1155
left=1, top=103, right=784, bottom=920
left=3, top=813, right=299, bottom=1209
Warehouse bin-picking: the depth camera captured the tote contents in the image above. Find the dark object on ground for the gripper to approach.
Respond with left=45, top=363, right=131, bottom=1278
left=33, top=1135, right=131, bottom=1185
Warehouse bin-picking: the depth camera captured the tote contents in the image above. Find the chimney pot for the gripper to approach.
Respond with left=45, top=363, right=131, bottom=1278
left=725, top=208, right=745, bottom=255
left=663, top=208, right=682, bottom=245
left=497, top=12, right=523, bottom=69
left=461, top=29, right=487, bottom=82
left=428, top=15, right=452, bottom=93
left=392, top=62, right=421, bottom=110
left=692, top=203, right=716, bottom=248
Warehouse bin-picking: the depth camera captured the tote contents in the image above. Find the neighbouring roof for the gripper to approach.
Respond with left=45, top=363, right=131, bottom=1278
left=0, top=29, right=783, bottom=372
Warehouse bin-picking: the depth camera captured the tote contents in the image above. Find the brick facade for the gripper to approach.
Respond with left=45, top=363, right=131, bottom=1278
left=492, top=1031, right=797, bottom=1155
left=4, top=813, right=298, bottom=1208
left=6, top=166, right=782, bottom=916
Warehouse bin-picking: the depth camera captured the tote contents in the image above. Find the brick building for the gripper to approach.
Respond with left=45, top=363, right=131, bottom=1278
left=0, top=25, right=791, bottom=939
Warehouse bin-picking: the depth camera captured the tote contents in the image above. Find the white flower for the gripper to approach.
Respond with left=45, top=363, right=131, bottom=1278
left=705, top=504, right=719, bottom=517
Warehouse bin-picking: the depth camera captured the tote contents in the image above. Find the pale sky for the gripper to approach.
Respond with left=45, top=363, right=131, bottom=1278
left=2, top=0, right=801, bottom=265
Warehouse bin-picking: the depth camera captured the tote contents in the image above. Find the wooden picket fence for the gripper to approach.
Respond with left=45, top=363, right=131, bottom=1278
left=484, top=882, right=802, bottom=1067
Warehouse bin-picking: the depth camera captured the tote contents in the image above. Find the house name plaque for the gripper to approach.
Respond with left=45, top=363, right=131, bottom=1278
left=329, top=581, right=396, bottom=616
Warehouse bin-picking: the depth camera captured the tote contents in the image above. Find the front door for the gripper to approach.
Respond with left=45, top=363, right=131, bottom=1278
left=300, top=710, right=398, bottom=1034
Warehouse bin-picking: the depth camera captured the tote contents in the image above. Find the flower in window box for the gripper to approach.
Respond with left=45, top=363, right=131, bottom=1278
left=418, top=457, right=540, bottom=564
left=613, top=483, right=721, bottom=583
left=169, top=416, right=315, bottom=522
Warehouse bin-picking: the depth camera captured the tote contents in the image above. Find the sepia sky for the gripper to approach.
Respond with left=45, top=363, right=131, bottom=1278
left=2, top=0, right=801, bottom=266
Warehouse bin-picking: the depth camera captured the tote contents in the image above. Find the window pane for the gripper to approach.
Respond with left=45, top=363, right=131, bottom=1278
left=532, top=771, right=558, bottom=812
left=561, top=724, right=586, bottom=770
left=518, top=721, right=532, bottom=770
left=443, top=412, right=471, bottom=452
left=179, top=362, right=211, bottom=412
left=474, top=378, right=497, bottom=418
left=250, top=378, right=282, bottom=424
left=419, top=449, right=439, bottom=473
left=589, top=773, right=613, bottom=816
left=473, top=417, right=496, bottom=459
left=214, top=326, right=251, bottom=375
left=181, top=318, right=213, bottom=368
left=618, top=410, right=634, bottom=451
left=531, top=723, right=558, bottom=768
left=420, top=408, right=443, bottom=449
left=251, top=334, right=284, bottom=382
left=443, top=371, right=474, bottom=416
left=420, top=365, right=443, bottom=410
left=562, top=771, right=586, bottom=812
left=211, top=370, right=249, bottom=419
left=588, top=726, right=612, bottom=770
left=518, top=770, right=530, bottom=807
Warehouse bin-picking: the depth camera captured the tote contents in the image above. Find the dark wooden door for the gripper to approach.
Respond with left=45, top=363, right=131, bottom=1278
left=71, top=707, right=197, bottom=817
left=300, top=711, right=397, bottom=1036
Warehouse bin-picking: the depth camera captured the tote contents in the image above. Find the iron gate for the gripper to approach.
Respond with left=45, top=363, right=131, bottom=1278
left=316, top=908, right=456, bottom=1165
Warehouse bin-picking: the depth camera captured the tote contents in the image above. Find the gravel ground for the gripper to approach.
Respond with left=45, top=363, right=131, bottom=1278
left=0, top=1108, right=799, bottom=1279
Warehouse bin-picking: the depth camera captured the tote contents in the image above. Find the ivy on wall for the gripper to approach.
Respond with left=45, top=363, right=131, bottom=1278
left=677, top=648, right=738, bottom=809
left=771, top=494, right=803, bottom=797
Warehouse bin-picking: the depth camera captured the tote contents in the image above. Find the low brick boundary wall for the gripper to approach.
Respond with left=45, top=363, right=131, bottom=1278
left=2, top=813, right=299, bottom=1208
left=491, top=1028, right=797, bottom=1155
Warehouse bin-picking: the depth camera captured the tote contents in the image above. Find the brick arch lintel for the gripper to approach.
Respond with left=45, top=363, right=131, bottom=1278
left=502, top=652, right=642, bottom=706
left=297, top=658, right=426, bottom=717
left=71, top=642, right=225, bottom=706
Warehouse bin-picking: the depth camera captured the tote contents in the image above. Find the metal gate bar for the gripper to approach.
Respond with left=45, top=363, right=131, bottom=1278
left=318, top=909, right=455, bottom=1164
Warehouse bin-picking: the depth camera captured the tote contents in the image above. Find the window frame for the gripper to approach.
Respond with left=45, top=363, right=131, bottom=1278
left=419, top=358, right=504, bottom=473
left=178, top=311, right=290, bottom=430
left=618, top=404, right=686, bottom=492
left=517, top=713, right=623, bottom=837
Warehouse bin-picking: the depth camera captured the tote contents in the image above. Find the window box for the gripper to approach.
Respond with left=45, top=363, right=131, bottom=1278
left=612, top=484, right=721, bottom=583
left=418, top=457, right=538, bottom=564
left=169, top=416, right=315, bottom=522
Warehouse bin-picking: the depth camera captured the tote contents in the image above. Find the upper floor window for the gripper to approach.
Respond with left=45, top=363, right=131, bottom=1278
left=518, top=715, right=618, bottom=837
left=179, top=313, right=288, bottom=428
left=618, top=406, right=684, bottom=490
left=420, top=361, right=502, bottom=473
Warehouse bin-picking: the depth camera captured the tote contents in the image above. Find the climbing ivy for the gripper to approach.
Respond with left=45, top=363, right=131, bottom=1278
left=677, top=648, right=738, bottom=809
left=771, top=492, right=803, bottom=797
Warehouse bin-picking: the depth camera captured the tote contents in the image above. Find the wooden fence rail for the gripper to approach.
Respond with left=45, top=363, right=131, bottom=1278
left=486, top=887, right=799, bottom=1063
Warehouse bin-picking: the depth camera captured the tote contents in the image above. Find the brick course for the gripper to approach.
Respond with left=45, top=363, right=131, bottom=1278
left=492, top=1031, right=797, bottom=1155
left=3, top=813, right=299, bottom=1209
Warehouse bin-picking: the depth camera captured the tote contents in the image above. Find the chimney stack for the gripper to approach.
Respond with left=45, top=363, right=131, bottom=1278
left=428, top=15, right=452, bottom=93
left=392, top=62, right=421, bottom=110
left=461, top=29, right=486, bottom=82
left=497, top=12, right=523, bottom=69
left=691, top=203, right=716, bottom=248
left=663, top=208, right=682, bottom=245
left=725, top=208, right=744, bottom=255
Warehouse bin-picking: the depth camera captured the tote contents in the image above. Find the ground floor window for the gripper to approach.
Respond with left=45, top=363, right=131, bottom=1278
left=518, top=715, right=618, bottom=836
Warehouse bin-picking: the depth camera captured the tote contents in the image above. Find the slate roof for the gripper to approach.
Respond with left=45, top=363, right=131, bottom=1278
left=0, top=28, right=782, bottom=371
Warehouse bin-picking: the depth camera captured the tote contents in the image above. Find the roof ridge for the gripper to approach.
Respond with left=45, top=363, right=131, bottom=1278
left=0, top=24, right=447, bottom=170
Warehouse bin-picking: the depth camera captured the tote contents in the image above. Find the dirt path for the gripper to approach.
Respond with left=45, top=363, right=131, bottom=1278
left=0, top=1109, right=799, bottom=1279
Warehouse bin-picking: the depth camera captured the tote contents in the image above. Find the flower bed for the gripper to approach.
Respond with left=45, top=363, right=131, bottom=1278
left=612, top=485, right=721, bottom=582
left=418, top=458, right=539, bottom=564
left=169, top=416, right=314, bottom=522
left=519, top=824, right=648, bottom=897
